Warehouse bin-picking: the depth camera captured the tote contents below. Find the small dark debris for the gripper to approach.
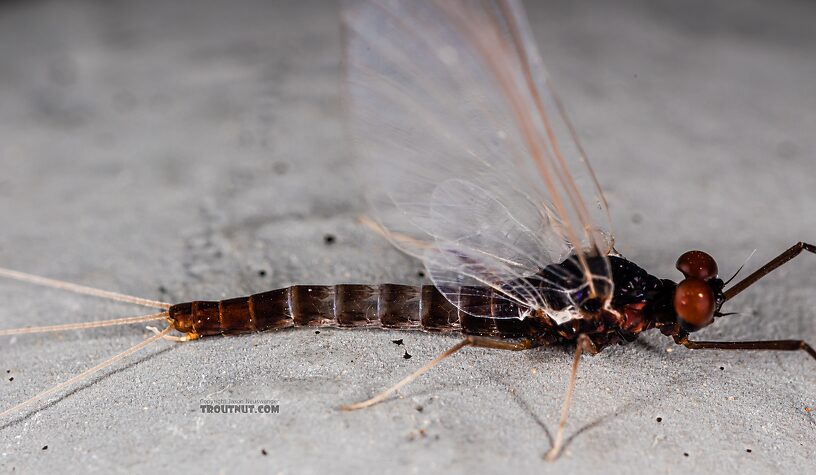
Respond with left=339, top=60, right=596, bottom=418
left=8, top=377, right=13, bottom=382
left=272, top=162, right=289, bottom=175
left=324, top=234, right=336, bottom=245
left=158, top=285, right=168, bottom=294
left=656, top=417, right=662, bottom=423
left=683, top=453, right=689, bottom=457
left=746, top=449, right=752, bottom=453
left=392, top=339, right=404, bottom=346
left=408, top=428, right=428, bottom=441
left=403, top=350, right=412, bottom=360
left=417, top=270, right=425, bottom=278
left=719, top=367, right=724, bottom=371
left=415, top=405, right=424, bottom=412
left=258, top=270, right=267, bottom=277
left=261, top=449, right=268, bottom=456
left=42, top=446, right=48, bottom=451
left=315, top=330, right=321, bottom=335
left=5, top=370, right=9, bottom=373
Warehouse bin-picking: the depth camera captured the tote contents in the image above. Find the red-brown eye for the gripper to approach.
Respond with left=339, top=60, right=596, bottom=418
left=674, top=278, right=715, bottom=331
left=676, top=250, right=718, bottom=281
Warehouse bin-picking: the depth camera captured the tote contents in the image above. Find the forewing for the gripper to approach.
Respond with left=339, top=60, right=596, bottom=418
left=344, top=0, right=613, bottom=320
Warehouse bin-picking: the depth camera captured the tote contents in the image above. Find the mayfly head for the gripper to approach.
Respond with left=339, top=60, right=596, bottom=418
left=673, top=250, right=726, bottom=332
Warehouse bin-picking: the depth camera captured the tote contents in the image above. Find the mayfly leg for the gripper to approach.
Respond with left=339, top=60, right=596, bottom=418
left=723, top=242, right=815, bottom=301
left=341, top=336, right=534, bottom=411
left=342, top=333, right=594, bottom=463
left=545, top=334, right=595, bottom=462
left=673, top=241, right=816, bottom=360
left=673, top=335, right=816, bottom=360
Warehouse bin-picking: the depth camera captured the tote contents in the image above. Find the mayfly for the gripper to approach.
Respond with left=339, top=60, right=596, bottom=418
left=1, top=0, right=814, bottom=461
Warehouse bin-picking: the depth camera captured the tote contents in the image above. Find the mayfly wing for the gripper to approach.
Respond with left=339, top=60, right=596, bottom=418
left=343, top=0, right=614, bottom=320
left=421, top=179, right=574, bottom=315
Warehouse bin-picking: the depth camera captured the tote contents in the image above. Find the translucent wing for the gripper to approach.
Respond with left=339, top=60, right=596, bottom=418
left=344, top=0, right=614, bottom=322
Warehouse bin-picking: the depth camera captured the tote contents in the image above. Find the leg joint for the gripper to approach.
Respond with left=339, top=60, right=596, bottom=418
left=464, top=336, right=533, bottom=351
left=797, top=241, right=816, bottom=253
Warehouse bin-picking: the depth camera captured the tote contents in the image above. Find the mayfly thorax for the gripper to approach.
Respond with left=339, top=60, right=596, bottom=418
left=1, top=0, right=814, bottom=462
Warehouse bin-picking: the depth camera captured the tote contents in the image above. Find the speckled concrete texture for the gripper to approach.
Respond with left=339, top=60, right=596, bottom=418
left=1, top=1, right=814, bottom=473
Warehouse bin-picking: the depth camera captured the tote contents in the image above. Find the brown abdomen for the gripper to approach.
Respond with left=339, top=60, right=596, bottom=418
left=168, top=284, right=527, bottom=338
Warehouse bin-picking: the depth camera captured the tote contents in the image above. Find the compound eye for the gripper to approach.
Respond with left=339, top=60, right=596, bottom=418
left=674, top=278, right=715, bottom=331
left=676, top=250, right=718, bottom=281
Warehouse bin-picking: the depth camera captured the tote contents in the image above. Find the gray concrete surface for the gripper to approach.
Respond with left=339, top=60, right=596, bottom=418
left=1, top=0, right=815, bottom=473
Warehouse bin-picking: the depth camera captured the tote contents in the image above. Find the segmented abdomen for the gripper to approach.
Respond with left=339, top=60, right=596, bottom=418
left=168, top=284, right=528, bottom=338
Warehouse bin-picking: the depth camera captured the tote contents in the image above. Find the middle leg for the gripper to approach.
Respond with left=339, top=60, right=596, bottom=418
left=544, top=334, right=595, bottom=461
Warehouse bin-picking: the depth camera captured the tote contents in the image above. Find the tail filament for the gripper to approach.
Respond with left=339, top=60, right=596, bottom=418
left=0, top=326, right=172, bottom=421
left=0, top=266, right=171, bottom=309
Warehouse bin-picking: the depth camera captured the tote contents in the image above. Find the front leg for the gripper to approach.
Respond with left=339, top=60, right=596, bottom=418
left=673, top=334, right=816, bottom=360
left=725, top=242, right=815, bottom=301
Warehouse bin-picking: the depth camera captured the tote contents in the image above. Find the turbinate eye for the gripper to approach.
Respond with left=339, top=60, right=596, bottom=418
left=676, top=250, right=718, bottom=281
left=674, top=278, right=715, bottom=331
